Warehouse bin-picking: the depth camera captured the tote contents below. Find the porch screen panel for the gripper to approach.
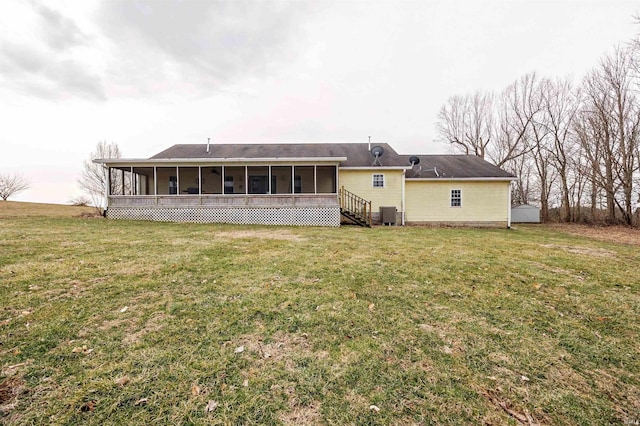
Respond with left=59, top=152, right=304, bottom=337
left=271, top=166, right=292, bottom=194
left=224, top=166, right=245, bottom=194
left=248, top=166, right=269, bottom=194
left=294, top=166, right=314, bottom=193
left=133, top=167, right=153, bottom=195
left=178, top=167, right=199, bottom=194
left=316, top=166, right=337, bottom=193
left=157, top=167, right=177, bottom=195
left=111, top=167, right=130, bottom=195
left=202, top=166, right=222, bottom=194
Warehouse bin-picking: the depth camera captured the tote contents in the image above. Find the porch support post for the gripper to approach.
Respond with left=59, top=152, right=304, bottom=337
left=176, top=166, right=179, bottom=195
left=222, top=165, right=225, bottom=194
left=291, top=166, right=295, bottom=194
left=244, top=166, right=248, bottom=195
left=268, top=165, right=272, bottom=194
left=401, top=169, right=406, bottom=225
left=153, top=167, right=157, bottom=196
left=104, top=166, right=110, bottom=211
left=314, top=165, right=317, bottom=194
left=121, top=169, right=124, bottom=196
left=107, top=167, right=111, bottom=196
left=334, top=165, right=338, bottom=193
left=130, top=167, right=134, bottom=195
left=198, top=166, right=202, bottom=195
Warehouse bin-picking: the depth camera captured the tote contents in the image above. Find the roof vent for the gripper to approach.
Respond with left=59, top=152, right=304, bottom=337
left=371, top=145, right=384, bottom=166
left=206, top=137, right=211, bottom=154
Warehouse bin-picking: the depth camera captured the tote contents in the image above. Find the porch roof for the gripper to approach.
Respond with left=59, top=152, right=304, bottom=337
left=149, top=143, right=410, bottom=168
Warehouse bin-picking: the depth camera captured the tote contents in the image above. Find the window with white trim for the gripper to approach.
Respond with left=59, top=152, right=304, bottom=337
left=372, top=173, right=384, bottom=188
left=450, top=189, right=461, bottom=207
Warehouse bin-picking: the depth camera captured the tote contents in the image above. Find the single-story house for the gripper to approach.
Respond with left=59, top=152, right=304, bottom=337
left=94, top=142, right=516, bottom=227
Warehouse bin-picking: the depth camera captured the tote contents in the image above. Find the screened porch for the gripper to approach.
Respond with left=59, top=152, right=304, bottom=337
left=106, top=164, right=339, bottom=207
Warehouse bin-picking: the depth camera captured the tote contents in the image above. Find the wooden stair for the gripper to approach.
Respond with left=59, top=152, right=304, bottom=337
left=339, top=186, right=372, bottom=227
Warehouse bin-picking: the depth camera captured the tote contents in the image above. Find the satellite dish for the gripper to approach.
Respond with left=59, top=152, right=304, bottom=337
left=409, top=156, right=420, bottom=166
left=370, top=145, right=384, bottom=158
left=370, top=145, right=384, bottom=166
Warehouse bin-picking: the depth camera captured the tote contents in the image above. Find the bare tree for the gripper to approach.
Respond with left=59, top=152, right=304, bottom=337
left=579, top=46, right=640, bottom=225
left=0, top=172, right=31, bottom=201
left=540, top=77, right=579, bottom=222
left=436, top=91, right=494, bottom=158
left=78, top=141, right=122, bottom=212
left=489, top=73, right=540, bottom=168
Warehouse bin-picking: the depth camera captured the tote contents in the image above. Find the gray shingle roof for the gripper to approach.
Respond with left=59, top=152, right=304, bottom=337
left=403, top=155, right=515, bottom=179
left=149, top=143, right=515, bottom=178
left=150, top=143, right=408, bottom=167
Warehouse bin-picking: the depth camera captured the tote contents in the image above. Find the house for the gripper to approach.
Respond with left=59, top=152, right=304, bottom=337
left=94, top=142, right=516, bottom=227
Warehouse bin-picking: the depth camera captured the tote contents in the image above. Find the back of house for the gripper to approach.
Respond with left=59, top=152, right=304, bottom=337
left=94, top=142, right=516, bottom=227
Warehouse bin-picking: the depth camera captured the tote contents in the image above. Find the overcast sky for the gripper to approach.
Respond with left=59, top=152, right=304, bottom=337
left=1, top=0, right=638, bottom=204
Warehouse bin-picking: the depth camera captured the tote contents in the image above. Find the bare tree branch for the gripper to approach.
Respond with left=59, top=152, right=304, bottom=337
left=78, top=141, right=122, bottom=212
left=0, top=172, right=31, bottom=201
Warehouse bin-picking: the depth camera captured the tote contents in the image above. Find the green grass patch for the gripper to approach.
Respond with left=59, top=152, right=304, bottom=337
left=1, top=203, right=639, bottom=424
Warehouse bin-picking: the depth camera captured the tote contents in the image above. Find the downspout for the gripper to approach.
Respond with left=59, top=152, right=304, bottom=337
left=401, top=169, right=406, bottom=225
left=507, top=181, right=512, bottom=229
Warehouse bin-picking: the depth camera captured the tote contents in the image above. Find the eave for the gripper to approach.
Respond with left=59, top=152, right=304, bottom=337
left=94, top=157, right=347, bottom=167
left=406, top=177, right=517, bottom=181
left=339, top=166, right=411, bottom=171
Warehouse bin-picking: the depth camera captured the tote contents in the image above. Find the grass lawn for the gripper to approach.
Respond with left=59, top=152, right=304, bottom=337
left=1, top=201, right=639, bottom=425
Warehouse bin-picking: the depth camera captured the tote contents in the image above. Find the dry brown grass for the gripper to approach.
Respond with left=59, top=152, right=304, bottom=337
left=0, top=200, right=95, bottom=218
left=545, top=223, right=640, bottom=246
left=1, top=206, right=639, bottom=424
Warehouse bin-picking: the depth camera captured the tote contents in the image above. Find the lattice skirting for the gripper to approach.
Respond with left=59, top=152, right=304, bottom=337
left=106, top=206, right=341, bottom=227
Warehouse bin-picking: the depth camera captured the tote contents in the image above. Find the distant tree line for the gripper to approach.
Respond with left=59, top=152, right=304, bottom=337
left=437, top=23, right=640, bottom=225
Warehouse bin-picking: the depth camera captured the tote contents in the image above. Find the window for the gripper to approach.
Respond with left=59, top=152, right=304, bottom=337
left=372, top=174, right=384, bottom=188
left=450, top=189, right=461, bottom=207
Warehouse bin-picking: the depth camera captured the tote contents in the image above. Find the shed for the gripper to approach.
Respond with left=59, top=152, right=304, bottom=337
left=511, top=204, right=540, bottom=223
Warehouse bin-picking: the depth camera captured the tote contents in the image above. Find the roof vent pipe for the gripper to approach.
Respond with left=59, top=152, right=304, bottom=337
left=434, top=166, right=439, bottom=177
left=206, top=138, right=210, bottom=153
left=368, top=136, right=371, bottom=151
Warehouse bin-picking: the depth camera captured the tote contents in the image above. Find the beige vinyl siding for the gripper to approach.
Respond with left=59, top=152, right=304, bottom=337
left=338, top=169, right=403, bottom=211
left=405, top=180, right=510, bottom=223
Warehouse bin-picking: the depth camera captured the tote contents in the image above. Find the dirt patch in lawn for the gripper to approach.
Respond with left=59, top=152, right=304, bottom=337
left=233, top=332, right=316, bottom=370
left=123, top=312, right=169, bottom=345
left=215, top=230, right=305, bottom=242
left=540, top=243, right=615, bottom=258
left=279, top=401, right=322, bottom=426
left=0, top=376, right=27, bottom=414
left=546, top=224, right=640, bottom=246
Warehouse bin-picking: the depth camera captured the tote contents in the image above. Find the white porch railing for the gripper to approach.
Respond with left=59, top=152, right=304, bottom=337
left=108, top=194, right=339, bottom=208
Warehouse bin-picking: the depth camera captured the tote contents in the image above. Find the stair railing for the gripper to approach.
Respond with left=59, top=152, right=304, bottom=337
left=339, top=186, right=372, bottom=227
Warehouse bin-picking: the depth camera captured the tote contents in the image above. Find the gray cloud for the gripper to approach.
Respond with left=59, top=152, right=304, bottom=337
left=0, top=41, right=105, bottom=101
left=0, top=0, right=314, bottom=101
left=0, top=2, right=103, bottom=101
left=33, top=2, right=89, bottom=51
left=0, top=41, right=48, bottom=75
left=99, top=0, right=314, bottom=94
